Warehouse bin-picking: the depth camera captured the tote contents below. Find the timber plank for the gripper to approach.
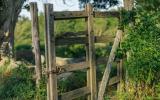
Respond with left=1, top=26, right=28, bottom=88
left=53, top=11, right=88, bottom=20
left=54, top=35, right=114, bottom=46
left=59, top=87, right=90, bottom=100
left=57, top=61, right=89, bottom=74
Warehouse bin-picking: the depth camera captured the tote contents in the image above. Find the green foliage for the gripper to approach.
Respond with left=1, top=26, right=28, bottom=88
left=120, top=3, right=160, bottom=98
left=0, top=64, right=36, bottom=99
left=58, top=71, right=86, bottom=93
left=122, top=10, right=160, bottom=83
left=78, top=0, right=118, bottom=9
left=136, top=0, right=160, bottom=11
left=12, top=11, right=118, bottom=99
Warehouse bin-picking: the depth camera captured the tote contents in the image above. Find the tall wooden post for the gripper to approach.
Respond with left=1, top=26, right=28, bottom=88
left=44, top=3, right=57, bottom=100
left=86, top=4, right=97, bottom=100
left=85, top=5, right=91, bottom=100
left=30, top=2, right=42, bottom=87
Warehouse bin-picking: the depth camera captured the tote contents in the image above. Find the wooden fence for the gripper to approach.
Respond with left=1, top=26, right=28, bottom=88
left=30, top=2, right=122, bottom=100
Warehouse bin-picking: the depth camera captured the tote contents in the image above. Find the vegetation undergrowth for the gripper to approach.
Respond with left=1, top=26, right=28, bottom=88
left=117, top=4, right=160, bottom=99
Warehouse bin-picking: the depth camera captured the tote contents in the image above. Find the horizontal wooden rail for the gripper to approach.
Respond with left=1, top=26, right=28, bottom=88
left=59, top=86, right=90, bottom=100
left=94, top=11, right=119, bottom=18
left=54, top=35, right=114, bottom=46
left=57, top=61, right=89, bottom=74
left=53, top=11, right=88, bottom=20
left=52, top=11, right=119, bottom=20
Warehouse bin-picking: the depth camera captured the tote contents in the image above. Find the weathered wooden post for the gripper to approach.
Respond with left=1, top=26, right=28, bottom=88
left=30, top=2, right=42, bottom=87
left=86, top=4, right=97, bottom=100
left=44, top=3, right=57, bottom=100
left=85, top=5, right=91, bottom=100
left=123, top=0, right=134, bottom=11
left=98, top=29, right=123, bottom=100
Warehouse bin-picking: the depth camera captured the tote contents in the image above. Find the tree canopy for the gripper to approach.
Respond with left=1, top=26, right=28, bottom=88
left=78, top=0, right=119, bottom=9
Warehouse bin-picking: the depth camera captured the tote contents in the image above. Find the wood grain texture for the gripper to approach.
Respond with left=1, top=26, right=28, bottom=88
left=53, top=11, right=88, bottom=20
left=57, top=61, right=89, bottom=74
left=87, top=4, right=97, bottom=100
left=44, top=3, right=57, bottom=100
left=98, top=30, right=123, bottom=100
left=30, top=2, right=42, bottom=87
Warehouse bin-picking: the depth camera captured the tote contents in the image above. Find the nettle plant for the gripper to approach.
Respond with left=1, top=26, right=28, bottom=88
left=121, top=9, right=160, bottom=85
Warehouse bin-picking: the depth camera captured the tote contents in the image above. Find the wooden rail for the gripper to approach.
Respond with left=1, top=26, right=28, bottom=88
left=57, top=61, right=89, bottom=74
left=59, top=87, right=90, bottom=100
left=53, top=11, right=88, bottom=20
left=54, top=35, right=114, bottom=45
left=52, top=11, right=119, bottom=20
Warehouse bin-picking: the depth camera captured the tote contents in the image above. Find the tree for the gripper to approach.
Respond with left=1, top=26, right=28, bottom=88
left=0, top=0, right=26, bottom=58
left=78, top=0, right=118, bottom=9
left=0, top=0, right=119, bottom=58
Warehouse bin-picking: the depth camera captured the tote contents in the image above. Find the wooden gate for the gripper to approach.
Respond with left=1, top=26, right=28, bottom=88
left=30, top=2, right=122, bottom=100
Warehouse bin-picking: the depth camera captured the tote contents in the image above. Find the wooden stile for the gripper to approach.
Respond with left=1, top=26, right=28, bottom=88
left=29, top=2, right=123, bottom=100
